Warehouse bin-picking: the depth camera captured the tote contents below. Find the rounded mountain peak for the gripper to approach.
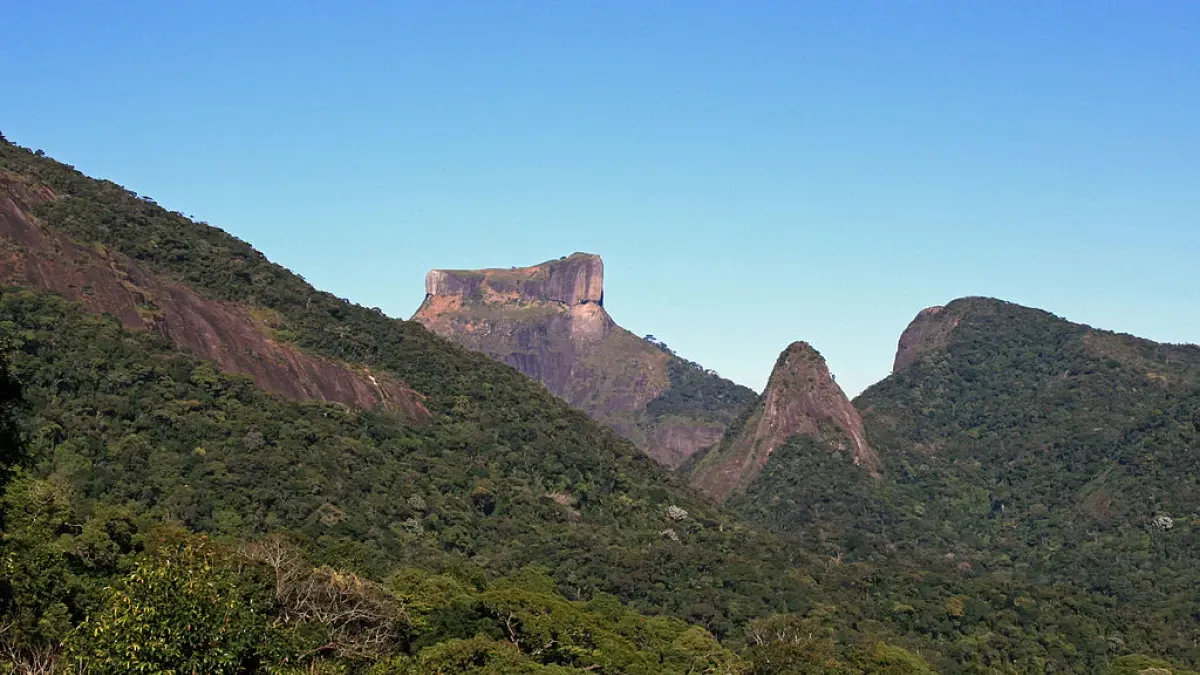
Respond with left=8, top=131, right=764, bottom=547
left=893, top=297, right=1030, bottom=373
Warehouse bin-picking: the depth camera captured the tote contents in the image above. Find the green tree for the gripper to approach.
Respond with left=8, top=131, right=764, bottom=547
left=1107, top=654, right=1200, bottom=675
left=63, top=531, right=289, bottom=674
left=0, top=345, right=22, bottom=480
left=373, top=635, right=580, bottom=674
left=742, top=611, right=855, bottom=675
left=851, top=643, right=937, bottom=674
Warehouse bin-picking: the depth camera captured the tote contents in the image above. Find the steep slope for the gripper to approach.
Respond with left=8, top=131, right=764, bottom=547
left=755, top=299, right=1200, bottom=651
left=5, top=134, right=1199, bottom=670
left=413, top=254, right=756, bottom=467
left=0, top=171, right=428, bottom=422
left=892, top=304, right=960, bottom=373
left=725, top=299, right=1200, bottom=666
left=855, top=297, right=1200, bottom=578
left=688, top=341, right=876, bottom=500
left=862, top=297, right=1200, bottom=638
left=0, top=135, right=807, bottom=638
left=751, top=298, right=1200, bottom=579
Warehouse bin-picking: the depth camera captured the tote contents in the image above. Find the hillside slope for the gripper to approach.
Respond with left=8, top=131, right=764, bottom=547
left=729, top=297, right=1200, bottom=664
left=0, top=172, right=429, bottom=421
left=3, top=135, right=1198, bottom=671
left=0, top=136, right=806, bottom=636
left=857, top=298, right=1200, bottom=592
left=413, top=254, right=756, bottom=467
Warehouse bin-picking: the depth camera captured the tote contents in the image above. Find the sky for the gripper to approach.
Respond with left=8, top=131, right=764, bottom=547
left=2, top=2, right=1198, bottom=396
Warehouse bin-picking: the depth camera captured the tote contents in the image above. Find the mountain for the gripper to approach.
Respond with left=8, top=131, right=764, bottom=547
left=857, top=297, right=1200, bottom=582
left=688, top=341, right=877, bottom=500
left=412, top=254, right=756, bottom=468
left=0, top=135, right=815, bottom=638
left=732, top=296, right=1200, bottom=664
left=0, top=135, right=960, bottom=672
left=3, top=133, right=1198, bottom=672
left=0, top=170, right=431, bottom=422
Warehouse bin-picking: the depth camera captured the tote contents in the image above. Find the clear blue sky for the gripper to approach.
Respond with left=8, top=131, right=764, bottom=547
left=3, top=2, right=1198, bottom=395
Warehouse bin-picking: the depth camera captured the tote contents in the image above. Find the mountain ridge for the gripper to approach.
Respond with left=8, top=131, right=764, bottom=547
left=0, top=133, right=821, bottom=641
left=4, top=132, right=1200, bottom=671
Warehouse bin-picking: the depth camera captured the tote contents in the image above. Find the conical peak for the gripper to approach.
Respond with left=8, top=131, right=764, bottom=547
left=690, top=340, right=878, bottom=500
left=759, top=341, right=877, bottom=475
left=774, top=341, right=824, bottom=367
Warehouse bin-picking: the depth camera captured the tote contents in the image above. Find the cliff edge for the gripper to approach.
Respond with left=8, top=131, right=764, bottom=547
left=412, top=253, right=755, bottom=467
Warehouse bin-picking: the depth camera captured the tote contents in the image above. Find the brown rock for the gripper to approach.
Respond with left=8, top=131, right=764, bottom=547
left=413, top=253, right=750, bottom=466
left=690, top=342, right=877, bottom=500
left=0, top=176, right=429, bottom=422
left=425, top=252, right=604, bottom=307
left=893, top=305, right=959, bottom=372
left=649, top=422, right=727, bottom=470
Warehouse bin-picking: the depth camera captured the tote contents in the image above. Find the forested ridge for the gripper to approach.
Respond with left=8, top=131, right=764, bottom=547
left=1, top=136, right=1197, bottom=673
left=732, top=298, right=1200, bottom=671
left=0, top=137, right=926, bottom=672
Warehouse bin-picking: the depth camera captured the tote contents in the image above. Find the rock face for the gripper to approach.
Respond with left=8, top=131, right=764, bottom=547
left=425, top=253, right=604, bottom=307
left=0, top=175, right=429, bottom=422
left=893, top=305, right=960, bottom=373
left=690, top=342, right=877, bottom=500
left=413, top=253, right=755, bottom=467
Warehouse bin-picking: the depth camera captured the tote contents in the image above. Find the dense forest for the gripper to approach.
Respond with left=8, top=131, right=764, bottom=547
left=0, top=138, right=925, bottom=672
left=643, top=339, right=758, bottom=423
left=1, top=137, right=1198, bottom=672
left=0, top=284, right=941, bottom=673
left=731, top=298, right=1200, bottom=671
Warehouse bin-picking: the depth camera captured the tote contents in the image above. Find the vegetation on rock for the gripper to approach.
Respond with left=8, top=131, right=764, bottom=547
left=732, top=298, right=1200, bottom=670
left=2, top=138, right=1198, bottom=672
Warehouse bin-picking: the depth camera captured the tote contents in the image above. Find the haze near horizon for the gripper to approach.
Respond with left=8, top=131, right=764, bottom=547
left=3, top=2, right=1197, bottom=395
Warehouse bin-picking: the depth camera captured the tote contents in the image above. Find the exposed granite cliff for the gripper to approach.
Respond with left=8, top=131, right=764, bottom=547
left=425, top=253, right=604, bottom=307
left=412, top=253, right=755, bottom=467
left=689, top=342, right=877, bottom=500
left=891, top=297, right=1013, bottom=373
left=893, top=305, right=959, bottom=372
left=0, top=174, right=429, bottom=422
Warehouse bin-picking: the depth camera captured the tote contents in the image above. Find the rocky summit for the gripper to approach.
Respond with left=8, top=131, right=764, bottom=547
left=689, top=341, right=877, bottom=500
left=412, top=252, right=756, bottom=467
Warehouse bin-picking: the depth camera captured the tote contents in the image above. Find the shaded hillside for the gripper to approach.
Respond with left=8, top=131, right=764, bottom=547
left=689, top=341, right=877, bottom=500
left=0, top=173, right=429, bottom=422
left=0, top=345, right=20, bottom=478
left=413, top=254, right=756, bottom=467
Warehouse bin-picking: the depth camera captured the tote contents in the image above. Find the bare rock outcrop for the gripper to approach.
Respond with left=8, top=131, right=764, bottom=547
left=691, top=342, right=877, bottom=500
left=893, top=305, right=960, bottom=373
left=0, top=176, right=429, bottom=422
left=425, top=252, right=604, bottom=307
left=413, top=253, right=753, bottom=467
